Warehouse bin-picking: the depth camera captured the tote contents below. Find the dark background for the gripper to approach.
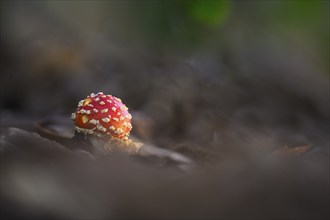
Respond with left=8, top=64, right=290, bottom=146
left=1, top=1, right=329, bottom=220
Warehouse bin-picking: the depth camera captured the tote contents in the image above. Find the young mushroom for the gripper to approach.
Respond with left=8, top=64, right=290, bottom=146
left=71, top=92, right=141, bottom=154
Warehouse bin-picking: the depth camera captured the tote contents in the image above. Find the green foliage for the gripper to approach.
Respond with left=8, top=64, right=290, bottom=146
left=189, top=0, right=231, bottom=26
left=130, top=0, right=232, bottom=50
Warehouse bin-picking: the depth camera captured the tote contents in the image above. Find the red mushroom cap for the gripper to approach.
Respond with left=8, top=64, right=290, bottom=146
left=71, top=92, right=132, bottom=140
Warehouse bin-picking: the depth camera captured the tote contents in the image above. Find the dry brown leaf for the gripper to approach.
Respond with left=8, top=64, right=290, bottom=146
left=273, top=144, right=311, bottom=157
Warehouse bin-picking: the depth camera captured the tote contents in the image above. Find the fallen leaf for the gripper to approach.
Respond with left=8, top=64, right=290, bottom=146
left=273, top=144, right=311, bottom=157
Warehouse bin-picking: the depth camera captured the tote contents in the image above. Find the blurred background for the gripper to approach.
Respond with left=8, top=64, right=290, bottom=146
left=1, top=0, right=329, bottom=144
left=1, top=1, right=329, bottom=220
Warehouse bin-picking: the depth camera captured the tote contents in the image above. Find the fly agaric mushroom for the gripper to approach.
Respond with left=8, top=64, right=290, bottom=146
left=71, top=92, right=141, bottom=154
left=71, top=92, right=132, bottom=139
